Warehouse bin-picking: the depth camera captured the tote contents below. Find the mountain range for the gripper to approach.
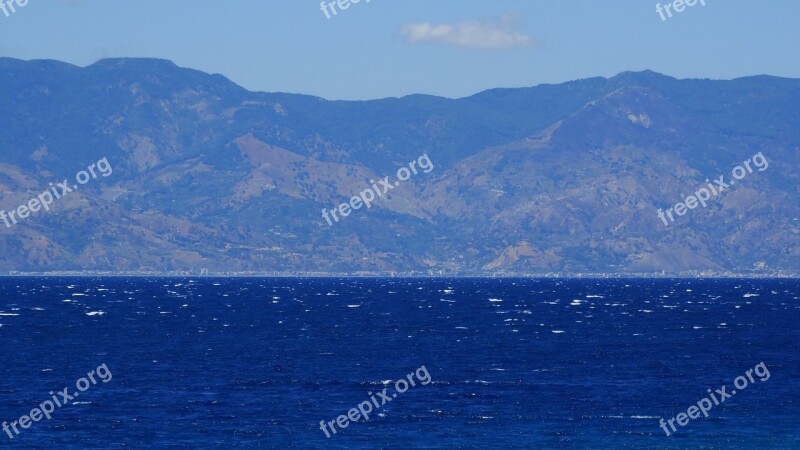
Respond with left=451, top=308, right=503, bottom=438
left=0, top=57, right=798, bottom=275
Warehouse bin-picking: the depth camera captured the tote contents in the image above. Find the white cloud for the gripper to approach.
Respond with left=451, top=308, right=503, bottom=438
left=400, top=13, right=533, bottom=50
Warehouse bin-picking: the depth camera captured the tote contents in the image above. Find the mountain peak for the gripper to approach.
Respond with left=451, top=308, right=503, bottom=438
left=605, top=70, right=678, bottom=90
left=88, top=57, right=179, bottom=71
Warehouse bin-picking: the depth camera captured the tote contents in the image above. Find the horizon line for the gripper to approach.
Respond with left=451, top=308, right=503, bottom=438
left=0, top=56, right=794, bottom=102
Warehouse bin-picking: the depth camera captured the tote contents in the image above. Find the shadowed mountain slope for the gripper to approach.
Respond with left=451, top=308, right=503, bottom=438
left=0, top=58, right=797, bottom=274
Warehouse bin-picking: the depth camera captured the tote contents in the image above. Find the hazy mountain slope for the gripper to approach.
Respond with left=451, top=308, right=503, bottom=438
left=0, top=58, right=797, bottom=274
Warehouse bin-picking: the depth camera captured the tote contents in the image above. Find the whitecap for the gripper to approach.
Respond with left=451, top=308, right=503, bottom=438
left=86, top=311, right=106, bottom=316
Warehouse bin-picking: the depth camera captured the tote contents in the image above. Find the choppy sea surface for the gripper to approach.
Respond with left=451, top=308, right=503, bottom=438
left=0, top=277, right=798, bottom=449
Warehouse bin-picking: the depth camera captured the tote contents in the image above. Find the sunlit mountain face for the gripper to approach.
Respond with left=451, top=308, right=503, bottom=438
left=0, top=59, right=798, bottom=275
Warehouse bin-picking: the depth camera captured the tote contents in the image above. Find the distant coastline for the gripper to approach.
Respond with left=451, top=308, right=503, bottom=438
left=2, top=271, right=797, bottom=279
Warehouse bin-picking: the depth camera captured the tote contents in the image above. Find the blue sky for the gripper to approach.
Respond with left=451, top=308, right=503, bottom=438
left=1, top=0, right=798, bottom=100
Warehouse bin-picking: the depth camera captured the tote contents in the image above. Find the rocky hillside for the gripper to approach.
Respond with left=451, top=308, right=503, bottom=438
left=0, top=58, right=797, bottom=275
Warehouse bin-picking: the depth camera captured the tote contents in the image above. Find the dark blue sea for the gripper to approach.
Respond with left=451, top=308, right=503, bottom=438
left=0, top=277, right=798, bottom=449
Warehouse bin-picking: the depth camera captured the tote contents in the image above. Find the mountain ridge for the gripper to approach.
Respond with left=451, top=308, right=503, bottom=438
left=0, top=58, right=797, bottom=275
